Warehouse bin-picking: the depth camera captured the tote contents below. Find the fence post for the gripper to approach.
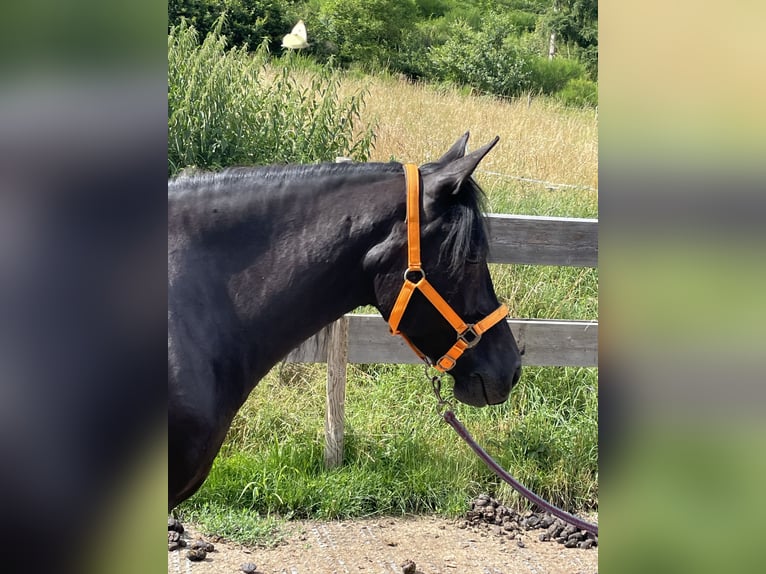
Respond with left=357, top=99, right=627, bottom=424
left=324, top=316, right=348, bottom=468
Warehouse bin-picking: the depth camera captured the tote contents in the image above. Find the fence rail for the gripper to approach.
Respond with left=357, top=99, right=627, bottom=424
left=286, top=315, right=597, bottom=368
left=284, top=213, right=598, bottom=467
left=486, top=214, right=597, bottom=267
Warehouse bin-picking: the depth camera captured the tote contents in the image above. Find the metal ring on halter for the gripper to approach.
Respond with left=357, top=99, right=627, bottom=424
left=425, top=364, right=453, bottom=415
left=403, top=267, right=425, bottom=283
left=457, top=325, right=481, bottom=348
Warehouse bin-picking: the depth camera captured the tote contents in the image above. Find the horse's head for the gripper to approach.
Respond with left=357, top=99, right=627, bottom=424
left=365, top=133, right=522, bottom=407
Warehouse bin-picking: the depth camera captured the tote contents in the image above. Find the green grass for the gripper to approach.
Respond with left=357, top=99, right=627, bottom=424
left=178, top=363, right=597, bottom=545
left=175, top=182, right=598, bottom=544
left=178, top=502, right=287, bottom=547
left=481, top=177, right=597, bottom=218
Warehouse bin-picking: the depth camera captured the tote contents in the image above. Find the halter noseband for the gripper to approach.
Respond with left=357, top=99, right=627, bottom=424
left=387, top=163, right=509, bottom=372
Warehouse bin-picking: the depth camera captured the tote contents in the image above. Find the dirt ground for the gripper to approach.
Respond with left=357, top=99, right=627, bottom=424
left=168, top=515, right=598, bottom=574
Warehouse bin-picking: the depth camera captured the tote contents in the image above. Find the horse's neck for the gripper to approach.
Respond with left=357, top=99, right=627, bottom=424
left=208, top=172, right=403, bottom=386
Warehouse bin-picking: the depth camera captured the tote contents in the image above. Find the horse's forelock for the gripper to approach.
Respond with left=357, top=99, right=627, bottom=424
left=439, top=177, right=489, bottom=278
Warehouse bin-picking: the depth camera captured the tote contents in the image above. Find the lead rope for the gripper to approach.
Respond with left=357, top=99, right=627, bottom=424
left=424, top=363, right=599, bottom=536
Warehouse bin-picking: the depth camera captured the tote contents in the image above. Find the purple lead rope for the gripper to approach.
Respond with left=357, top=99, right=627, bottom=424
left=442, top=409, right=598, bottom=536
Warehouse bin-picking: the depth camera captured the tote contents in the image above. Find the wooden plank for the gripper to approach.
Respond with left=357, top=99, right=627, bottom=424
left=510, top=319, right=598, bottom=367
left=285, top=329, right=328, bottom=363
left=287, top=314, right=597, bottom=368
left=486, top=214, right=597, bottom=267
left=346, top=315, right=416, bottom=364
left=324, top=317, right=348, bottom=468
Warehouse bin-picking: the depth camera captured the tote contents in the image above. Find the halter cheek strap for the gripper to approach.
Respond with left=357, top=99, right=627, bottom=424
left=388, top=163, right=508, bottom=372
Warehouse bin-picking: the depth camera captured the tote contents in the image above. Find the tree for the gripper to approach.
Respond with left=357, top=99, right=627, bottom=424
left=543, top=0, right=598, bottom=79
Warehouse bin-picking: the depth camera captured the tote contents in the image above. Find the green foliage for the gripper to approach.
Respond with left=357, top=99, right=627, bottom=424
left=167, top=18, right=376, bottom=176
left=168, top=1, right=597, bottom=104
left=504, top=9, right=539, bottom=33
left=428, top=13, right=538, bottom=97
left=388, top=19, right=447, bottom=79
left=314, top=0, right=418, bottom=69
left=414, top=0, right=453, bottom=18
left=425, top=8, right=594, bottom=102
left=557, top=77, right=598, bottom=107
left=541, top=0, right=598, bottom=79
left=441, top=2, right=485, bottom=28
left=168, top=0, right=296, bottom=52
left=528, top=55, right=586, bottom=95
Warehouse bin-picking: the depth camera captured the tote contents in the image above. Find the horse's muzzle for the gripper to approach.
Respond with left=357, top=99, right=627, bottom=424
left=453, top=364, right=521, bottom=407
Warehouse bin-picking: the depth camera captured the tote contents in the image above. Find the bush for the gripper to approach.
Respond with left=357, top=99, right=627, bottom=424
left=504, top=9, right=539, bottom=33
left=528, top=56, right=585, bottom=95
left=426, top=10, right=594, bottom=101
left=168, top=0, right=296, bottom=52
left=428, top=14, right=537, bottom=98
left=167, top=17, right=376, bottom=177
left=557, top=77, right=598, bottom=108
left=314, top=0, right=418, bottom=69
left=414, top=0, right=452, bottom=18
left=389, top=19, right=447, bottom=79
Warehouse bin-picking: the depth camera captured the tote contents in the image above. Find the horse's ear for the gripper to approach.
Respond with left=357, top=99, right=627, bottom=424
left=436, top=132, right=471, bottom=164
left=426, top=135, right=499, bottom=196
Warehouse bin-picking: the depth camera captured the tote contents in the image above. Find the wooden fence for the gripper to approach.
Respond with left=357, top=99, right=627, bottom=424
left=285, top=214, right=598, bottom=467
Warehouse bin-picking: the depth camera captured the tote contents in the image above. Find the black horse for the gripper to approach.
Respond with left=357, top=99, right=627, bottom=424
left=168, top=133, right=522, bottom=510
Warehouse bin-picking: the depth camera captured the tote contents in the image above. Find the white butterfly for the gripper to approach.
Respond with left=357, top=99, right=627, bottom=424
left=282, top=20, right=309, bottom=50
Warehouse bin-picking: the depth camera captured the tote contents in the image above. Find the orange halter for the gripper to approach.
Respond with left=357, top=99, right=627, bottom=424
left=388, top=164, right=509, bottom=372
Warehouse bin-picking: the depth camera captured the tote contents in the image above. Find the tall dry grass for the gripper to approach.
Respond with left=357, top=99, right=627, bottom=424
left=346, top=75, right=598, bottom=192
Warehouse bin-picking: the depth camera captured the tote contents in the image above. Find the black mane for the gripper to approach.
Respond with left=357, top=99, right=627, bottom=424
left=441, top=176, right=489, bottom=277
left=169, top=161, right=488, bottom=278
left=420, top=158, right=489, bottom=277
left=168, top=161, right=402, bottom=192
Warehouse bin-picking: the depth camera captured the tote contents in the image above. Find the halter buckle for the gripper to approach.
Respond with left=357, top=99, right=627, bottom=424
left=436, top=354, right=457, bottom=372
left=458, top=325, right=481, bottom=348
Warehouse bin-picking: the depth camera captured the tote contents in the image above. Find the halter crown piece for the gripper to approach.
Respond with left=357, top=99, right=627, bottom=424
left=387, top=164, right=509, bottom=372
